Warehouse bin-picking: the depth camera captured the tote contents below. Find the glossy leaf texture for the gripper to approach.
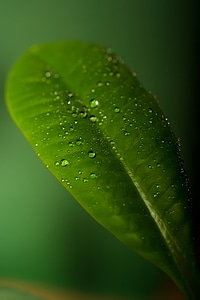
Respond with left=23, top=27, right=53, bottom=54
left=6, top=41, right=200, bottom=299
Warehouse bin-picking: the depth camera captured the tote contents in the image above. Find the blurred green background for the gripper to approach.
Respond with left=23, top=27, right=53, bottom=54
left=0, top=0, right=197, bottom=299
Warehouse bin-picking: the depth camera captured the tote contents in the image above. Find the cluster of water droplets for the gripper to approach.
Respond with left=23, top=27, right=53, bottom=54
left=52, top=90, right=102, bottom=187
left=34, top=46, right=192, bottom=229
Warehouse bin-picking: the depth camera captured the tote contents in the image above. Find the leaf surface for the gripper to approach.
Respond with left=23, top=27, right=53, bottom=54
left=6, top=41, right=200, bottom=299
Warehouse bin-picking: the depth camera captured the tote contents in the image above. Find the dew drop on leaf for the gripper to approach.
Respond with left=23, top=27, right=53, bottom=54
left=148, top=108, right=153, bottom=113
left=89, top=115, right=98, bottom=123
left=124, top=131, right=130, bottom=136
left=90, top=173, right=98, bottom=179
left=76, top=139, right=82, bottom=146
left=90, top=99, right=99, bottom=108
left=114, top=107, right=120, bottom=113
left=153, top=192, right=160, bottom=198
left=79, top=111, right=88, bottom=118
left=60, top=159, right=69, bottom=167
left=97, top=81, right=103, bottom=87
left=68, top=92, right=73, bottom=98
left=88, top=150, right=96, bottom=158
left=72, top=112, right=77, bottom=118
left=45, top=71, right=51, bottom=78
left=68, top=142, right=74, bottom=147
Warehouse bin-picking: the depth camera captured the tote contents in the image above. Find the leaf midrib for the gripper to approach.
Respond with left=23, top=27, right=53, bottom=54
left=28, top=47, right=188, bottom=290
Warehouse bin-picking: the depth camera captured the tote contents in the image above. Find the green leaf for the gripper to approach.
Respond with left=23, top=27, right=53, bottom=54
left=5, top=41, right=200, bottom=299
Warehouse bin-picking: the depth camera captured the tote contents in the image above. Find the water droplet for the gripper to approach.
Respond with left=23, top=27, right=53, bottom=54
left=148, top=108, right=153, bottom=113
left=107, top=55, right=113, bottom=62
left=124, top=131, right=130, bottom=136
left=148, top=165, right=152, bottom=169
left=88, top=150, right=96, bottom=158
left=79, top=111, right=87, bottom=118
left=83, top=178, right=88, bottom=183
left=114, top=107, right=120, bottom=113
left=156, top=162, right=161, bottom=168
left=90, top=99, right=99, bottom=108
left=45, top=71, right=51, bottom=78
left=76, top=139, right=82, bottom=146
left=90, top=173, right=98, bottom=179
left=153, top=192, right=160, bottom=198
left=89, top=115, right=98, bottom=123
left=54, top=161, right=60, bottom=166
left=72, top=112, right=77, bottom=118
left=60, top=159, right=69, bottom=167
left=68, top=92, right=73, bottom=98
left=78, top=170, right=82, bottom=175
left=97, top=81, right=103, bottom=87
left=68, top=142, right=74, bottom=147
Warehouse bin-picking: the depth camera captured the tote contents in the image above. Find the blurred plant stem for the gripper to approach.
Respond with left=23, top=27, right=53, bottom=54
left=0, top=277, right=185, bottom=300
